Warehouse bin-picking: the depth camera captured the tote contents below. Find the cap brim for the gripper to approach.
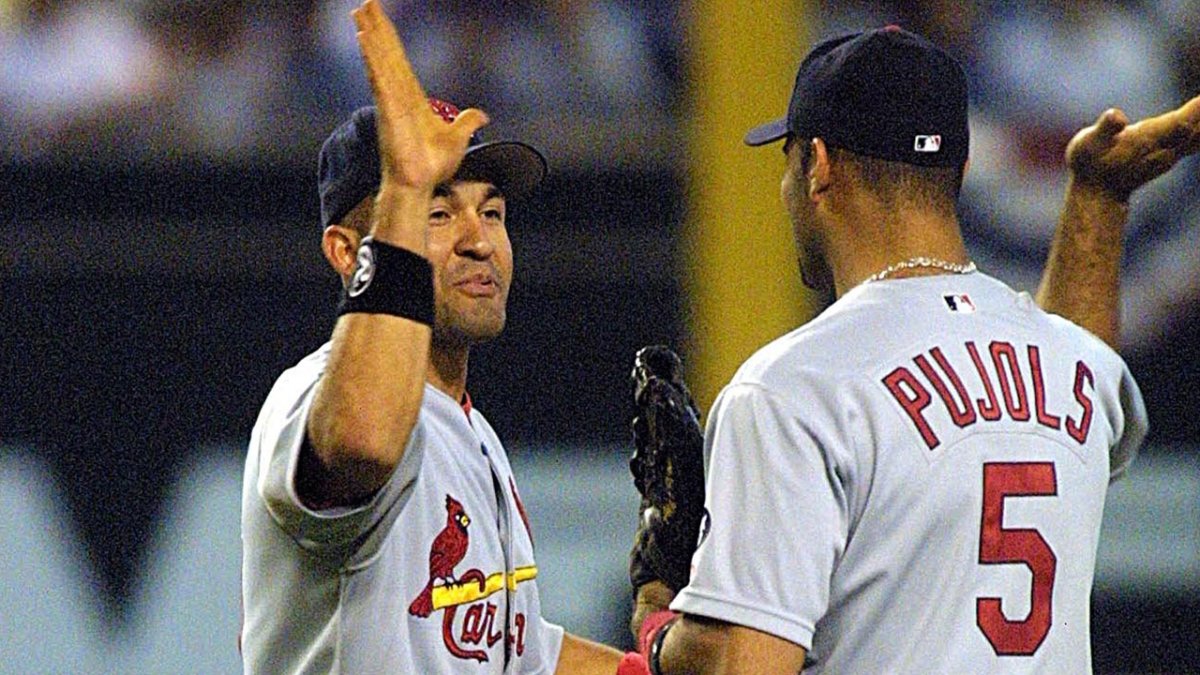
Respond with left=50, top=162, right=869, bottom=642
left=743, top=118, right=789, bottom=146
left=458, top=141, right=547, bottom=200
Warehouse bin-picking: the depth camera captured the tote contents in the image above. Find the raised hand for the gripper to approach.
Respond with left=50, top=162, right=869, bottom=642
left=351, top=0, right=488, bottom=190
left=1066, top=95, right=1200, bottom=202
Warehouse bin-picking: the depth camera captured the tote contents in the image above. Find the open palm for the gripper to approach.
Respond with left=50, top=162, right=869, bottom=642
left=351, top=0, right=488, bottom=189
left=1066, top=95, right=1200, bottom=201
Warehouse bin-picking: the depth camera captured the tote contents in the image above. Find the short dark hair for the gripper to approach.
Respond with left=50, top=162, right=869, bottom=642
left=828, top=143, right=962, bottom=214
left=792, top=137, right=963, bottom=216
left=337, top=195, right=374, bottom=236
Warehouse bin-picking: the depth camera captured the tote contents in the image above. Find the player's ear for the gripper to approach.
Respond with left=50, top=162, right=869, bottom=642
left=322, top=224, right=361, bottom=283
left=807, top=137, right=832, bottom=201
left=322, top=196, right=374, bottom=282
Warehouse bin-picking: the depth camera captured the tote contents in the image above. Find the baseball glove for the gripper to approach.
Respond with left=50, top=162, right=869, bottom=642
left=628, top=345, right=706, bottom=593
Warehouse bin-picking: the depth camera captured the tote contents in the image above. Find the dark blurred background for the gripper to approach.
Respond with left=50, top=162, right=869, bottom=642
left=1, top=1, right=1197, bottom=672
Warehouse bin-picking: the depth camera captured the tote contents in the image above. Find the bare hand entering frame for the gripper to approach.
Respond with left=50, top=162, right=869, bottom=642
left=351, top=0, right=488, bottom=191
left=1067, top=95, right=1200, bottom=201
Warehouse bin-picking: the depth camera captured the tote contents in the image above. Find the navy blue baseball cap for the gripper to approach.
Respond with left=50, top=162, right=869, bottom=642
left=744, top=26, right=969, bottom=168
left=318, top=99, right=547, bottom=229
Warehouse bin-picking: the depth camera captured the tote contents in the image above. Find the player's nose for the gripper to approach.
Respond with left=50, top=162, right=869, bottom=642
left=454, top=210, right=495, bottom=259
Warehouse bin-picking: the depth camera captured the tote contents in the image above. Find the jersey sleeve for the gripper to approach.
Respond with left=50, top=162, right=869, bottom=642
left=670, top=381, right=851, bottom=650
left=249, top=365, right=422, bottom=553
left=1109, top=360, right=1148, bottom=482
left=527, top=618, right=565, bottom=674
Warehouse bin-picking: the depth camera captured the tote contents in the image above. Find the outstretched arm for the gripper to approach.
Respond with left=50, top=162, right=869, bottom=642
left=554, top=633, right=624, bottom=674
left=1037, top=95, right=1200, bottom=347
left=303, top=0, right=488, bottom=506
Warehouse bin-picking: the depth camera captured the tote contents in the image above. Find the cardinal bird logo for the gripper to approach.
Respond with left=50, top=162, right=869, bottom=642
left=406, top=492, right=543, bottom=662
left=409, top=495, right=472, bottom=618
left=408, top=494, right=491, bottom=662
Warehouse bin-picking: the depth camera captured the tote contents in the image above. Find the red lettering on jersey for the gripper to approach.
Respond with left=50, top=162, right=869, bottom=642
left=460, top=603, right=485, bottom=644
left=443, top=602, right=488, bottom=661
left=1027, top=345, right=1062, bottom=430
left=966, top=341, right=1002, bottom=421
left=485, top=603, right=504, bottom=647
left=1066, top=361, right=1094, bottom=444
left=887, top=343, right=1093, bottom=449
left=508, top=612, right=527, bottom=656
left=460, top=602, right=504, bottom=649
left=435, top=567, right=490, bottom=662
left=977, top=462, right=1058, bottom=655
left=990, top=342, right=1030, bottom=421
left=883, top=366, right=940, bottom=449
left=916, top=348, right=977, bottom=428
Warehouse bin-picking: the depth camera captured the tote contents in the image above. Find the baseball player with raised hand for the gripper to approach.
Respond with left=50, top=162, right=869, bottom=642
left=625, top=27, right=1200, bottom=675
left=239, top=2, right=1200, bottom=673
left=240, top=1, right=631, bottom=672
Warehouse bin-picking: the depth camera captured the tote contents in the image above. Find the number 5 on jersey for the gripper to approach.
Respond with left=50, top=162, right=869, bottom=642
left=976, top=462, right=1058, bottom=656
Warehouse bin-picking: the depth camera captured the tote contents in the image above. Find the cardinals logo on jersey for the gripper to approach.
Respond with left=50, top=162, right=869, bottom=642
left=409, top=495, right=473, bottom=618
left=408, top=493, right=539, bottom=663
left=409, top=494, right=490, bottom=662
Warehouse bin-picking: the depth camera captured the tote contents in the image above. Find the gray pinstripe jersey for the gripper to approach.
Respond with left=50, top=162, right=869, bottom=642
left=242, top=342, right=562, bottom=673
left=673, top=273, right=1146, bottom=673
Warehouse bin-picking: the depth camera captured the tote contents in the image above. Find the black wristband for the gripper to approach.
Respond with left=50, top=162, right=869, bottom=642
left=337, top=237, right=434, bottom=325
left=649, top=617, right=677, bottom=675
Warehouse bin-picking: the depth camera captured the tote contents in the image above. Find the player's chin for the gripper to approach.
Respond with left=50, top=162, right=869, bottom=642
left=440, top=303, right=507, bottom=344
left=467, top=314, right=506, bottom=343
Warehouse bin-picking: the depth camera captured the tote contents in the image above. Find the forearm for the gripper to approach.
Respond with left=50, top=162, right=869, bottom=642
left=1035, top=178, right=1127, bottom=348
left=307, top=186, right=434, bottom=504
left=631, top=581, right=676, bottom=639
left=554, top=632, right=624, bottom=674
left=630, top=583, right=715, bottom=675
left=651, top=614, right=807, bottom=675
left=631, top=583, right=808, bottom=674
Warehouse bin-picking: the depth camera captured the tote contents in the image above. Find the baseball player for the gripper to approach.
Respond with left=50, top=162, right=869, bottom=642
left=239, top=2, right=631, bottom=672
left=626, top=27, right=1200, bottom=675
left=241, top=3, right=1198, bottom=673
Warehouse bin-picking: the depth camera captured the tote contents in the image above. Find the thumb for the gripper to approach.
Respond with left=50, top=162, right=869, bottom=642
left=1095, top=108, right=1129, bottom=138
left=451, top=108, right=490, bottom=140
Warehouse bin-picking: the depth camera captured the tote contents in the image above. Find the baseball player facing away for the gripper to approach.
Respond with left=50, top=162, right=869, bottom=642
left=629, top=28, right=1200, bottom=675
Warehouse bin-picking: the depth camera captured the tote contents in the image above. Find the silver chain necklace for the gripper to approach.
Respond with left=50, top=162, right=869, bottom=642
left=860, top=256, right=977, bottom=286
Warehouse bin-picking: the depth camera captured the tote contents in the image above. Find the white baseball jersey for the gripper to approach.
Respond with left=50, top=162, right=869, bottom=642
left=672, top=272, right=1146, bottom=673
left=241, top=342, right=563, bottom=674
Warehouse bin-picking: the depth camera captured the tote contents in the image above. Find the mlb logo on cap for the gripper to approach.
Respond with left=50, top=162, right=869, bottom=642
left=914, top=135, right=942, bottom=152
left=742, top=27, right=969, bottom=168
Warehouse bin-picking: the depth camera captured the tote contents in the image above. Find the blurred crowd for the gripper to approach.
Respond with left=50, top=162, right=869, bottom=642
left=3, top=0, right=1197, bottom=350
left=0, top=0, right=685, bottom=164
